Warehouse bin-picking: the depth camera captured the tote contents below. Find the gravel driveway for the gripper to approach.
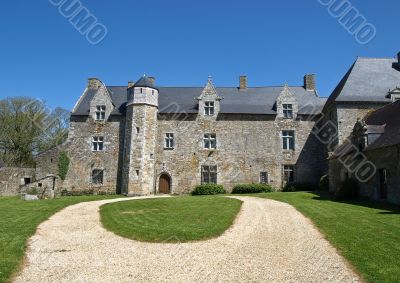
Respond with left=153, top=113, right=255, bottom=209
left=14, top=196, right=360, bottom=283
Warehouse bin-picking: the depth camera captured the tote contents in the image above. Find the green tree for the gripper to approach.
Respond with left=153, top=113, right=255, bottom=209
left=0, top=97, right=69, bottom=167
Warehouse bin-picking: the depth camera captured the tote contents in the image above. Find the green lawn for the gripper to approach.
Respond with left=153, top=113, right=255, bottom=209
left=100, top=196, right=242, bottom=242
left=255, top=192, right=400, bottom=283
left=0, top=195, right=120, bottom=283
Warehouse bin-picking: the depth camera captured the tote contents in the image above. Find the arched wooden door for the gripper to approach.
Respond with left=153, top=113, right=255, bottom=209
left=159, top=174, right=171, bottom=194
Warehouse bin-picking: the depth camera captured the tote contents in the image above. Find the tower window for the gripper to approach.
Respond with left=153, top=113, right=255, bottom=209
left=92, top=136, right=104, bottom=151
left=260, top=172, right=268, bottom=184
left=95, top=105, right=106, bottom=121
left=203, top=133, right=217, bottom=149
left=283, top=104, right=293, bottom=119
left=164, top=133, right=174, bottom=149
left=202, top=165, right=217, bottom=184
left=91, top=169, right=104, bottom=185
left=283, top=165, right=295, bottom=183
left=282, top=131, right=295, bottom=150
left=204, top=101, right=215, bottom=116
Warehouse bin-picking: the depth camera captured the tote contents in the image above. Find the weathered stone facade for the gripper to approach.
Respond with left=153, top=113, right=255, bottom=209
left=63, top=75, right=326, bottom=195
left=0, top=168, right=35, bottom=196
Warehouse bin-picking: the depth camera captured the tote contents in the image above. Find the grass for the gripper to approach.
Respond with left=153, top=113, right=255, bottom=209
left=254, top=191, right=400, bottom=283
left=100, top=196, right=242, bottom=242
left=0, top=195, right=120, bottom=283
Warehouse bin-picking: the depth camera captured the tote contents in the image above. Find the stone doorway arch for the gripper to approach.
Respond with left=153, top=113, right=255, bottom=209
left=159, top=174, right=171, bottom=194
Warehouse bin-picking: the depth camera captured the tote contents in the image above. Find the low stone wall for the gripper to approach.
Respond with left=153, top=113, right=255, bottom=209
left=0, top=168, right=36, bottom=196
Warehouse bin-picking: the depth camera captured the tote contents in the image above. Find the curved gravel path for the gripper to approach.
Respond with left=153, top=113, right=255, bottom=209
left=15, top=196, right=360, bottom=283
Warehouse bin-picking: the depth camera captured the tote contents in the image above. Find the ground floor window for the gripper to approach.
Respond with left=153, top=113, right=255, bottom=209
left=283, top=165, right=295, bottom=183
left=92, top=169, right=104, bottom=185
left=202, top=165, right=217, bottom=184
left=260, top=172, right=268, bottom=184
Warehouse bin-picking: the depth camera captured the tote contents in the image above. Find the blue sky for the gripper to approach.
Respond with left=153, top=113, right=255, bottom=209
left=0, top=0, right=399, bottom=110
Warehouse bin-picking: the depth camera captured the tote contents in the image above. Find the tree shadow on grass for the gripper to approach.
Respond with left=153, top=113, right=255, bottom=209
left=310, top=191, right=400, bottom=215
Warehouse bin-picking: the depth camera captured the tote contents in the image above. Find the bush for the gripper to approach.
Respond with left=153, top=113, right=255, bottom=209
left=319, top=175, right=329, bottom=191
left=232, top=184, right=273, bottom=194
left=334, top=179, right=359, bottom=200
left=191, top=184, right=226, bottom=195
left=61, top=189, right=94, bottom=196
left=282, top=182, right=314, bottom=192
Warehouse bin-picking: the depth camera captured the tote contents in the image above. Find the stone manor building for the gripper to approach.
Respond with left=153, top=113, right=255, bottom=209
left=63, top=75, right=326, bottom=195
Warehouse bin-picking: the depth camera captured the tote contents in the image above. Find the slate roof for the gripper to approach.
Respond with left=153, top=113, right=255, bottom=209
left=133, top=76, right=158, bottom=90
left=325, top=57, right=400, bottom=109
left=364, top=100, right=400, bottom=151
left=71, top=85, right=326, bottom=116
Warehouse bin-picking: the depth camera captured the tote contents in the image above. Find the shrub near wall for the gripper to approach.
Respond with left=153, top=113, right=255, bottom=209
left=232, top=184, right=273, bottom=194
left=191, top=184, right=226, bottom=195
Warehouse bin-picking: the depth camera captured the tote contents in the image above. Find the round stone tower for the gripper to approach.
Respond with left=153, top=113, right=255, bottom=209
left=121, top=75, right=159, bottom=196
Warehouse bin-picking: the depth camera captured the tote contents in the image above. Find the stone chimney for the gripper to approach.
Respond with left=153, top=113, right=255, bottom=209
left=128, top=81, right=134, bottom=88
left=397, top=52, right=400, bottom=64
left=304, top=74, right=316, bottom=91
left=239, top=75, right=248, bottom=90
left=148, top=76, right=156, bottom=85
left=88, top=78, right=102, bottom=90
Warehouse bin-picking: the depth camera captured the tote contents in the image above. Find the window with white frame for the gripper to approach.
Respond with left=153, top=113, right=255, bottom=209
left=95, top=105, right=106, bottom=121
left=203, top=133, right=217, bottom=149
left=164, top=133, right=174, bottom=149
left=92, top=136, right=104, bottom=151
left=260, top=172, right=268, bottom=184
left=283, top=165, right=295, bottom=183
left=204, top=101, right=215, bottom=116
left=283, top=104, right=293, bottom=119
left=282, top=131, right=295, bottom=150
left=91, top=169, right=104, bottom=185
left=202, top=165, right=217, bottom=184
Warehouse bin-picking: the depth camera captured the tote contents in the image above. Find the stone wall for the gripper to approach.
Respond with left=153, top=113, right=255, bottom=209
left=155, top=113, right=324, bottom=194
left=329, top=145, right=400, bottom=205
left=0, top=168, right=36, bottom=196
left=35, top=147, right=61, bottom=179
left=62, top=115, right=125, bottom=194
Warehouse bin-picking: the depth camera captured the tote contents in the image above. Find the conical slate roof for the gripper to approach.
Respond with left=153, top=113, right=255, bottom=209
left=134, top=75, right=158, bottom=90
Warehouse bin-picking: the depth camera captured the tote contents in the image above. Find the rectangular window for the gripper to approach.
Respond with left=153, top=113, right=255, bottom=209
left=92, top=169, right=104, bottom=185
left=282, top=131, right=295, bottom=150
left=92, top=136, right=104, bottom=151
left=202, top=165, right=217, bottom=184
left=283, top=165, right=295, bottom=183
left=95, top=105, right=106, bottom=121
left=203, top=133, right=217, bottom=149
left=164, top=133, right=174, bottom=149
left=204, top=101, right=215, bottom=116
left=283, top=104, right=293, bottom=119
left=260, top=172, right=268, bottom=184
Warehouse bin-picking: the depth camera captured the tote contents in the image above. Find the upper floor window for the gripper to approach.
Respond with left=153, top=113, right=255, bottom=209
left=260, top=172, right=268, bottom=184
left=164, top=133, right=174, bottom=149
left=204, top=133, right=216, bottom=149
left=202, top=165, right=217, bottom=184
left=92, top=136, right=104, bottom=151
left=282, top=131, right=295, bottom=150
left=91, top=169, right=104, bottom=185
left=283, top=165, right=295, bottom=183
left=95, top=105, right=106, bottom=121
left=204, top=101, right=215, bottom=116
left=283, top=104, right=293, bottom=119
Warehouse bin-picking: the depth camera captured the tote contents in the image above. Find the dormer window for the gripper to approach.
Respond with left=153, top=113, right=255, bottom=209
left=283, top=104, right=293, bottom=119
left=95, top=105, right=106, bottom=121
left=204, top=101, right=215, bottom=116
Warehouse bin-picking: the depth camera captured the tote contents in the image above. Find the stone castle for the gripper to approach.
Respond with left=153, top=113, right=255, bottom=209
left=63, top=74, right=326, bottom=195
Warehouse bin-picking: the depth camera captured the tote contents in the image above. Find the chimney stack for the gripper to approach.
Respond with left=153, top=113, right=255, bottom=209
left=304, top=74, right=316, bottom=91
left=239, top=75, right=248, bottom=90
left=128, top=81, right=134, bottom=88
left=88, top=78, right=102, bottom=90
left=148, top=76, right=156, bottom=85
left=397, top=52, right=400, bottom=64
